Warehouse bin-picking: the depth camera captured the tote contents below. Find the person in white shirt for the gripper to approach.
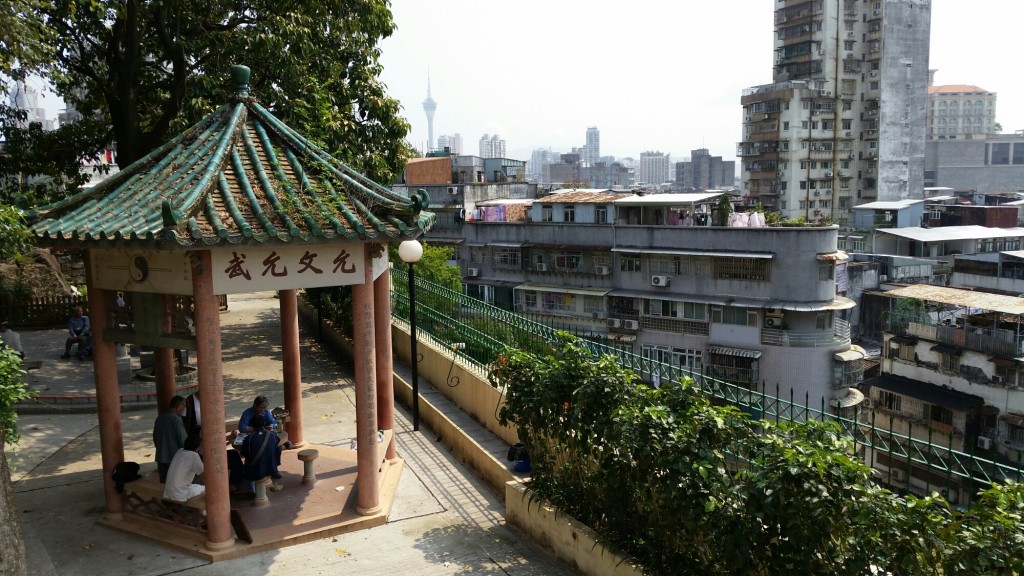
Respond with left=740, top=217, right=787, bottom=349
left=0, top=320, right=24, bottom=359
left=163, top=435, right=205, bottom=502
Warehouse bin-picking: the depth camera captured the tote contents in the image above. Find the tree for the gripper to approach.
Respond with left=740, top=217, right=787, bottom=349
left=3, top=0, right=411, bottom=203
left=0, top=209, right=32, bottom=576
left=994, top=122, right=1003, bottom=134
left=715, top=194, right=733, bottom=226
left=388, top=242, right=462, bottom=293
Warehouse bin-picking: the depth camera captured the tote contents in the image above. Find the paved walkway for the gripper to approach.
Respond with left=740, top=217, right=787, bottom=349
left=9, top=292, right=573, bottom=576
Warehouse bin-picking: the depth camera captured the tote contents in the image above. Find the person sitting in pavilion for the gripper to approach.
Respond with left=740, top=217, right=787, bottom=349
left=240, top=414, right=283, bottom=489
left=238, top=395, right=291, bottom=449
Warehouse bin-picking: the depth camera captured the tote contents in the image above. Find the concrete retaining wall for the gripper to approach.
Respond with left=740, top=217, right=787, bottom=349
left=505, top=481, right=644, bottom=576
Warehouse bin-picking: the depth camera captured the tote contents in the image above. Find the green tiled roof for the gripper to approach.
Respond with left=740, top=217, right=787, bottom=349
left=28, top=66, right=433, bottom=249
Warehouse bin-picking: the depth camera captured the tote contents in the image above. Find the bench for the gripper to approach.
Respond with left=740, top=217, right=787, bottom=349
left=122, top=472, right=207, bottom=530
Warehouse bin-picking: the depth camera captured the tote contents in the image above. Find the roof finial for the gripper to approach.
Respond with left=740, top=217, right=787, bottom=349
left=230, top=65, right=251, bottom=97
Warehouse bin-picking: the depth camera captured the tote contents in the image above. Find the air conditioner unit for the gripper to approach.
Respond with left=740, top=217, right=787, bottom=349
left=447, top=187, right=457, bottom=195
left=891, top=469, right=906, bottom=482
left=977, top=436, right=993, bottom=450
left=879, top=274, right=889, bottom=281
left=846, top=31, right=855, bottom=38
left=992, top=375, right=1004, bottom=384
left=820, top=90, right=831, bottom=97
left=845, top=53, right=855, bottom=60
left=814, top=190, right=821, bottom=196
left=765, top=316, right=782, bottom=328
left=623, top=320, right=640, bottom=330
left=839, top=171, right=849, bottom=178
left=870, top=70, right=878, bottom=77
left=765, top=307, right=783, bottom=317
left=776, top=171, right=784, bottom=176
left=844, top=131, right=853, bottom=137
left=467, top=268, right=480, bottom=277
left=651, top=275, right=671, bottom=287
left=535, top=263, right=548, bottom=272
left=826, top=171, right=834, bottom=178
left=606, top=318, right=622, bottom=329
left=595, top=265, right=610, bottom=276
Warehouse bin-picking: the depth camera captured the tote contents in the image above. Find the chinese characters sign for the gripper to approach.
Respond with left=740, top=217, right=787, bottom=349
left=212, top=243, right=366, bottom=294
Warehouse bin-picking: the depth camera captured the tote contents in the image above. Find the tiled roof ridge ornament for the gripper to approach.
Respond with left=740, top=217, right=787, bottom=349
left=230, top=64, right=252, bottom=100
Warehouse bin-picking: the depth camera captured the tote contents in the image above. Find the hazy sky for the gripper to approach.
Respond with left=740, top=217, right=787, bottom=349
left=378, top=0, right=1024, bottom=163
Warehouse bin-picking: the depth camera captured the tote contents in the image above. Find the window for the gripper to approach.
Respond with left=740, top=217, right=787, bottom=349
left=595, top=205, right=608, bottom=224
left=682, top=301, right=706, bottom=321
left=554, top=252, right=582, bottom=270
left=593, top=254, right=611, bottom=268
left=651, top=257, right=681, bottom=275
left=714, top=257, right=772, bottom=281
left=564, top=204, right=576, bottom=223
left=712, top=306, right=758, bottom=326
left=990, top=143, right=1011, bottom=165
left=541, top=205, right=553, bottom=222
left=842, top=120, right=851, bottom=130
left=532, top=253, right=546, bottom=267
left=816, top=310, right=833, bottom=330
left=879, top=390, right=901, bottom=412
left=494, top=248, right=521, bottom=268
left=837, top=237, right=847, bottom=250
left=470, top=247, right=487, bottom=263
left=940, top=353, right=960, bottom=373
left=619, top=254, right=641, bottom=272
left=583, top=296, right=602, bottom=314
left=647, top=299, right=680, bottom=318
left=926, top=403, right=953, bottom=426
left=542, top=292, right=574, bottom=312
left=852, top=238, right=865, bottom=252
left=524, top=291, right=537, bottom=310
left=818, top=262, right=834, bottom=281
left=783, top=121, right=790, bottom=130
left=679, top=256, right=710, bottom=277
left=870, top=81, right=879, bottom=90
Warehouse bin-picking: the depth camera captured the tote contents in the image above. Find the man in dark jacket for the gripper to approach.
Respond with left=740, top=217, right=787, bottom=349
left=240, top=414, right=282, bottom=490
left=153, top=395, right=188, bottom=482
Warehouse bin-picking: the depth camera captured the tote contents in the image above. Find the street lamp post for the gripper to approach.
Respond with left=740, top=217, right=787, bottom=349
left=398, top=240, right=424, bottom=431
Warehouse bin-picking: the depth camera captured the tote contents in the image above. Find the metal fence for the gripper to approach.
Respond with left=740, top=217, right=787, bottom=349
left=389, top=268, right=1024, bottom=504
left=0, top=295, right=88, bottom=328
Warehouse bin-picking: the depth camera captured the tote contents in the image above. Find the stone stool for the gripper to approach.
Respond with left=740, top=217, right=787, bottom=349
left=253, top=477, right=272, bottom=507
left=298, top=449, right=319, bottom=485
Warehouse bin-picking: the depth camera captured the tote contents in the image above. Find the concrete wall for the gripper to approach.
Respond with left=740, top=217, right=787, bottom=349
left=877, top=0, right=930, bottom=202
left=505, top=481, right=643, bottom=576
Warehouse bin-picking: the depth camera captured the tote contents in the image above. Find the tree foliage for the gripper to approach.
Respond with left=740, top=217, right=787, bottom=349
left=493, top=334, right=1024, bottom=576
left=2, top=0, right=411, bottom=203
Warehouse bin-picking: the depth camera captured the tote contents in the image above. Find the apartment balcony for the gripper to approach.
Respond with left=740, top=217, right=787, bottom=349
left=641, top=316, right=710, bottom=336
left=902, top=321, right=1024, bottom=359
left=761, top=318, right=850, bottom=348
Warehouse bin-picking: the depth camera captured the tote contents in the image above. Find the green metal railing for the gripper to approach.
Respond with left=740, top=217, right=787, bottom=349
left=388, top=269, right=1024, bottom=504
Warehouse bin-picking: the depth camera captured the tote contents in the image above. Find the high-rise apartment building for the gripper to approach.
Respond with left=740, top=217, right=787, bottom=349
left=739, top=0, right=931, bottom=225
left=637, top=151, right=671, bottom=186
left=926, top=81, right=996, bottom=141
left=675, top=148, right=736, bottom=190
left=437, top=133, right=463, bottom=154
left=585, top=127, right=600, bottom=165
left=479, top=134, right=506, bottom=159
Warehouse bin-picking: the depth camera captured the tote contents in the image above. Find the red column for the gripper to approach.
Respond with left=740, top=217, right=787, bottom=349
left=86, top=253, right=124, bottom=520
left=373, top=264, right=397, bottom=460
left=191, top=250, right=233, bottom=550
left=352, top=249, right=380, bottom=515
left=154, top=295, right=178, bottom=411
left=279, top=289, right=303, bottom=447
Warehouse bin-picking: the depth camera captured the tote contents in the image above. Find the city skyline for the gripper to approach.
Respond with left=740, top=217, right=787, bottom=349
left=379, top=0, right=1024, bottom=163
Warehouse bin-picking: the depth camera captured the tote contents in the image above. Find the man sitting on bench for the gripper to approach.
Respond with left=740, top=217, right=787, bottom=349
left=61, top=306, right=92, bottom=361
left=164, top=435, right=205, bottom=502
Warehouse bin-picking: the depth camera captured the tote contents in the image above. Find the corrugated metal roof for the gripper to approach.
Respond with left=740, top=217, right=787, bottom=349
left=884, top=284, right=1024, bottom=315
left=706, top=346, right=761, bottom=359
left=852, top=199, right=925, bottom=210
left=877, top=225, right=1024, bottom=243
left=534, top=191, right=632, bottom=204
left=28, top=65, right=433, bottom=249
left=514, top=283, right=611, bottom=297
left=611, top=247, right=775, bottom=259
left=862, top=374, right=984, bottom=411
left=613, top=192, right=723, bottom=206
